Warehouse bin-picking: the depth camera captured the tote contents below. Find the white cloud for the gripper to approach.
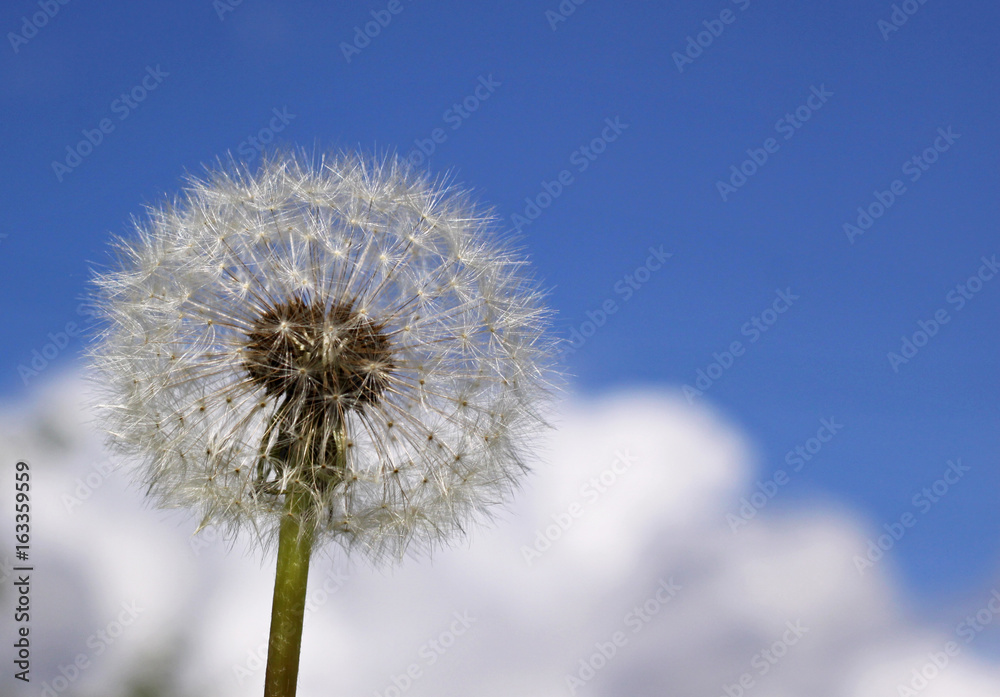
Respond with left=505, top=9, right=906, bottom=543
left=1, top=373, right=999, bottom=697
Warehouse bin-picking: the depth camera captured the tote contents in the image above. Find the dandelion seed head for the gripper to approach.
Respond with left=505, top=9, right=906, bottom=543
left=89, top=150, right=559, bottom=564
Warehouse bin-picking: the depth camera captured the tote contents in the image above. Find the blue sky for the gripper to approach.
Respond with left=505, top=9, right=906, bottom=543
left=1, top=0, right=998, bottom=606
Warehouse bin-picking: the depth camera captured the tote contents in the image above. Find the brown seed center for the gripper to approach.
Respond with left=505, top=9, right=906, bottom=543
left=243, top=297, right=393, bottom=411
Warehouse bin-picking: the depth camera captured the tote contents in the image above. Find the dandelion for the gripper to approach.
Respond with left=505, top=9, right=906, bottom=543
left=88, top=150, right=558, bottom=696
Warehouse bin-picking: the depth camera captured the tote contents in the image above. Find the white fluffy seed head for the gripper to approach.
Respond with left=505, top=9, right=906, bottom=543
left=88, top=150, right=559, bottom=564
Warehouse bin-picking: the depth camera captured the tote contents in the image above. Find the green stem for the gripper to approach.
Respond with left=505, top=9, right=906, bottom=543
left=264, top=487, right=314, bottom=697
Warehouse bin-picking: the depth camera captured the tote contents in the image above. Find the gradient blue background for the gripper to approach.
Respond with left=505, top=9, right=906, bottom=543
left=1, top=0, right=998, bottom=608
